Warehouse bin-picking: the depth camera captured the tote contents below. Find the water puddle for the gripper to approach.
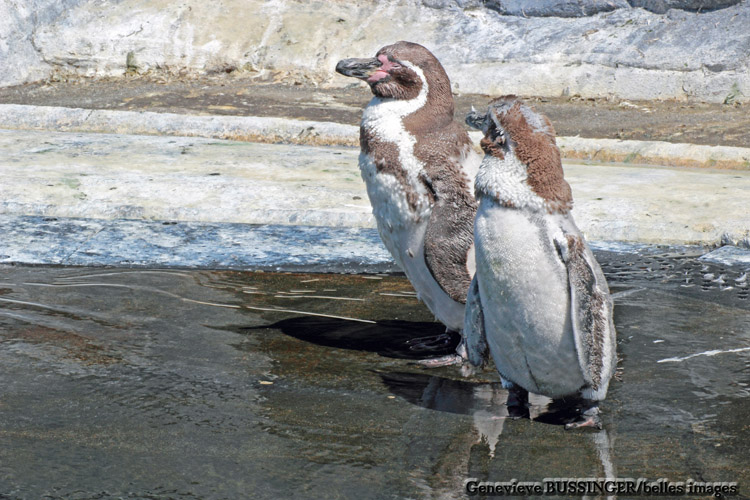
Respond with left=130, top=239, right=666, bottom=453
left=0, top=251, right=749, bottom=498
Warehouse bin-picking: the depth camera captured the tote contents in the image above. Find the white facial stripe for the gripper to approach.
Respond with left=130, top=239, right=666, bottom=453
left=362, top=61, right=428, bottom=119
left=360, top=62, right=431, bottom=220
left=474, top=151, right=547, bottom=212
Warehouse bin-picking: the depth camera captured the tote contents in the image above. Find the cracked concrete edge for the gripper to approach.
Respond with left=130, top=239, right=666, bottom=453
left=5, top=214, right=748, bottom=271
left=1, top=103, right=749, bottom=170
left=0, top=215, right=400, bottom=273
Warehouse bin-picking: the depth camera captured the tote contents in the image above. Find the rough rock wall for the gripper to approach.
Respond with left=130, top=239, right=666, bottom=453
left=434, top=0, right=744, bottom=15
left=1, top=0, right=748, bottom=103
left=0, top=0, right=87, bottom=86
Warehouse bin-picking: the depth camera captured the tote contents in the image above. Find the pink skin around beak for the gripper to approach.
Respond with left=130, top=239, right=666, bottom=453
left=367, top=54, right=399, bottom=83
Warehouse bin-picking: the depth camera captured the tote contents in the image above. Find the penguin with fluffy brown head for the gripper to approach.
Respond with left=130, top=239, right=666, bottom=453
left=336, top=42, right=482, bottom=365
left=464, top=97, right=617, bottom=428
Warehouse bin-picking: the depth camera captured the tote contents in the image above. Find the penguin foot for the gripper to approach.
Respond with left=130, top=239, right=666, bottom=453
left=410, top=335, right=467, bottom=368
left=406, top=334, right=454, bottom=351
left=506, top=385, right=530, bottom=420
left=564, top=405, right=602, bottom=430
left=413, top=354, right=464, bottom=368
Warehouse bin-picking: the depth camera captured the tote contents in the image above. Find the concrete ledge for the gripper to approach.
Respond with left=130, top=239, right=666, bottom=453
left=3, top=215, right=749, bottom=271
left=0, top=129, right=372, bottom=227
left=0, top=216, right=396, bottom=273
left=2, top=128, right=749, bottom=246
left=0, top=104, right=360, bottom=147
left=557, top=136, right=750, bottom=171
left=2, top=104, right=750, bottom=170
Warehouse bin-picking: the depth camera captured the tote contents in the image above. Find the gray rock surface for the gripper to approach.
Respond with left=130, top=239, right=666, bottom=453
left=699, top=245, right=750, bottom=266
left=1, top=0, right=748, bottom=103
left=483, top=0, right=629, bottom=17
left=0, top=216, right=397, bottom=273
left=628, top=0, right=742, bottom=12
left=1, top=127, right=748, bottom=246
left=0, top=0, right=81, bottom=86
left=425, top=0, right=743, bottom=13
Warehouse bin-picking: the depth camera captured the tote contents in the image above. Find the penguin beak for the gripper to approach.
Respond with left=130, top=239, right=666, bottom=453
left=465, top=109, right=486, bottom=131
left=335, top=57, right=382, bottom=81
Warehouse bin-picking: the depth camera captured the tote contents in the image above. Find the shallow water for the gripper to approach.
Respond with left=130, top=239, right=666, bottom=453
left=0, top=250, right=749, bottom=499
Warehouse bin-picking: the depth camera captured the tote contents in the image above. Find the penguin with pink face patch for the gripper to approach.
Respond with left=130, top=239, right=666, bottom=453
left=464, top=97, right=617, bottom=429
left=336, top=42, right=482, bottom=365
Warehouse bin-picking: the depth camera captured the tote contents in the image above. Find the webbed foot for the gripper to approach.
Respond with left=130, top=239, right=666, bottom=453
left=410, top=333, right=466, bottom=368
left=564, top=404, right=602, bottom=430
left=413, top=354, right=464, bottom=367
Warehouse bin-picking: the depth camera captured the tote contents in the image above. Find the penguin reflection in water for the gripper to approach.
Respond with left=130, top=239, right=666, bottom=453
left=464, top=98, right=617, bottom=429
left=335, top=42, right=481, bottom=364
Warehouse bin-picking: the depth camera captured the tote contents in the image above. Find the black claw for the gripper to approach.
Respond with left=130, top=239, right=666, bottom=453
left=405, top=334, right=453, bottom=351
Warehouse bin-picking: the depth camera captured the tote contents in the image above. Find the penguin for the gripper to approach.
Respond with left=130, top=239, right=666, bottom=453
left=463, top=97, right=617, bottom=429
left=335, top=42, right=481, bottom=364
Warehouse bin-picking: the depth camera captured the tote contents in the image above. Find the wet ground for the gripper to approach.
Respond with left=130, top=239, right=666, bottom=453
left=1, top=74, right=748, bottom=148
left=1, top=248, right=749, bottom=499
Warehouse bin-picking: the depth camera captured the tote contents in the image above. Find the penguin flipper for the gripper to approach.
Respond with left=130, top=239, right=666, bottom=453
left=463, top=275, right=489, bottom=367
left=554, top=233, right=616, bottom=396
left=422, top=172, right=476, bottom=305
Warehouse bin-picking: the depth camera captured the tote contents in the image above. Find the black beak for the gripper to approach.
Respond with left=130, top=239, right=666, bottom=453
left=335, top=57, right=382, bottom=80
left=465, top=108, right=486, bottom=131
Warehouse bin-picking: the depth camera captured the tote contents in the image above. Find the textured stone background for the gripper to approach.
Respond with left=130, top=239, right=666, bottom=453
left=1, top=0, right=748, bottom=102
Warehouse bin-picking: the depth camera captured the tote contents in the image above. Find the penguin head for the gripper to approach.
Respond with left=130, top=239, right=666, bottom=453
left=467, top=97, right=573, bottom=212
left=465, top=98, right=519, bottom=159
left=336, top=41, right=452, bottom=104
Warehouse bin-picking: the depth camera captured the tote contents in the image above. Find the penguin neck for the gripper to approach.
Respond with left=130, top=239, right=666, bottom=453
left=402, top=75, right=455, bottom=135
left=361, top=63, right=455, bottom=138
left=474, top=151, right=549, bottom=212
left=360, top=78, right=429, bottom=161
left=362, top=63, right=430, bottom=128
left=483, top=101, right=573, bottom=213
left=359, top=68, right=433, bottom=221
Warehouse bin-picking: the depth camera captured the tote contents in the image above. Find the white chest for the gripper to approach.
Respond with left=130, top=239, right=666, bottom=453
left=358, top=151, right=431, bottom=230
left=474, top=153, right=546, bottom=211
left=358, top=83, right=432, bottom=228
left=474, top=201, right=584, bottom=396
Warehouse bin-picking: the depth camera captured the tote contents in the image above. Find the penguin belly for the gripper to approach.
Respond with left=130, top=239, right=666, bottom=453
left=474, top=203, right=586, bottom=398
left=381, top=221, right=465, bottom=331
left=360, top=161, right=465, bottom=331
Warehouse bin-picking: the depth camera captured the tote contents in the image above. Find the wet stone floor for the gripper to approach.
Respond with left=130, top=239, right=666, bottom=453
left=0, top=249, right=749, bottom=499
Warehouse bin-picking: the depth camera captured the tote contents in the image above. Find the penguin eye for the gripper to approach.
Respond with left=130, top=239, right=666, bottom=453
left=385, top=55, right=403, bottom=71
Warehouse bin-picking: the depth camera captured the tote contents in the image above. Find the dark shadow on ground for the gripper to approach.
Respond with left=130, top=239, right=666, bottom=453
left=243, top=316, right=461, bottom=360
